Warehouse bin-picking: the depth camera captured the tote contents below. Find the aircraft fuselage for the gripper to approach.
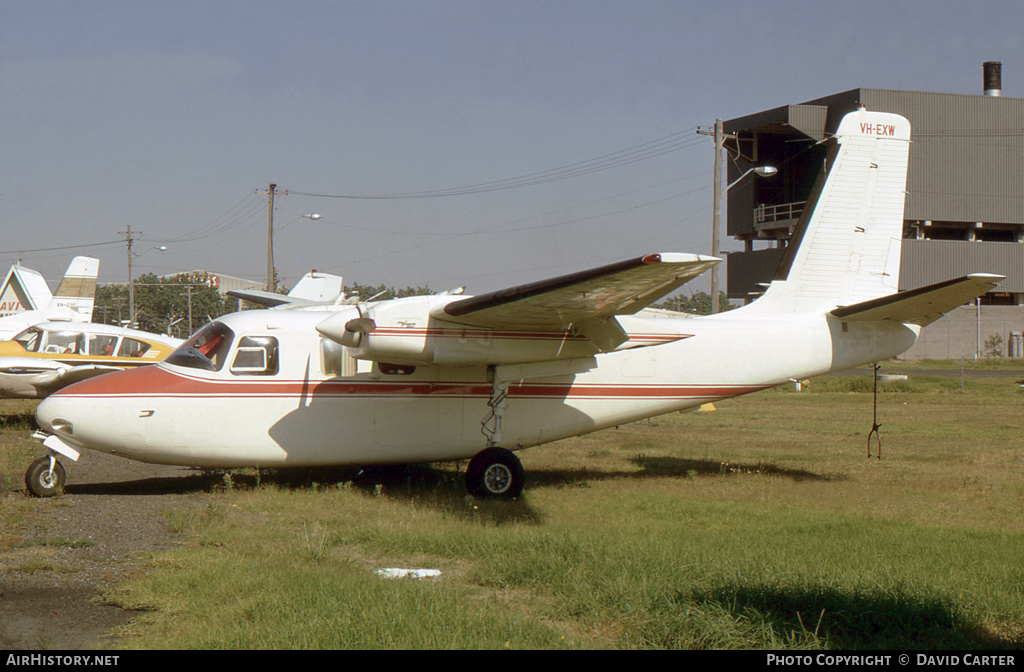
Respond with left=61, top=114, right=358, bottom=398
left=35, top=303, right=918, bottom=469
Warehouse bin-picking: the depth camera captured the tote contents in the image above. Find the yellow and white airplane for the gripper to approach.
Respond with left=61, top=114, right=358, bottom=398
left=0, top=321, right=182, bottom=400
left=29, top=109, right=1004, bottom=499
left=0, top=257, right=100, bottom=340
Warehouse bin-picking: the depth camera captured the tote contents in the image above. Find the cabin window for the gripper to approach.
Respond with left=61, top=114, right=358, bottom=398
left=230, top=336, right=279, bottom=376
left=321, top=339, right=344, bottom=377
left=46, top=331, right=85, bottom=355
left=320, top=339, right=370, bottom=377
left=166, top=322, right=234, bottom=371
left=378, top=362, right=416, bottom=376
left=118, top=338, right=152, bottom=358
left=88, top=335, right=119, bottom=356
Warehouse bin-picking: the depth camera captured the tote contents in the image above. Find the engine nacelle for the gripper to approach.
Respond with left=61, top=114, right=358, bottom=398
left=315, top=296, right=689, bottom=367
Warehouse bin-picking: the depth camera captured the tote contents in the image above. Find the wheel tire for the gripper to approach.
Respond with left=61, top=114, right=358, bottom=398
left=25, top=457, right=66, bottom=498
left=466, top=448, right=525, bottom=500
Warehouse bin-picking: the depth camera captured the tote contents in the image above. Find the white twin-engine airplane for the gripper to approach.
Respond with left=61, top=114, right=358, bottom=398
left=29, top=109, right=1003, bottom=499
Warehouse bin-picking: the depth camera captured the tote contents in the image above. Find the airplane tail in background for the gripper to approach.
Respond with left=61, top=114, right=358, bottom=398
left=48, top=257, right=100, bottom=321
left=289, top=272, right=344, bottom=303
left=0, top=264, right=52, bottom=316
left=227, top=271, right=344, bottom=308
left=754, top=108, right=911, bottom=315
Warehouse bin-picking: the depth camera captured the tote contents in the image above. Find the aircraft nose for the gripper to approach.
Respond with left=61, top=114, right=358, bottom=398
left=34, top=365, right=173, bottom=459
left=36, top=384, right=134, bottom=458
left=36, top=394, right=79, bottom=438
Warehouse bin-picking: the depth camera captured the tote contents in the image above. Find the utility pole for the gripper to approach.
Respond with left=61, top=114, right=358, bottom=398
left=257, top=183, right=286, bottom=292
left=118, top=225, right=142, bottom=327
left=181, top=285, right=195, bottom=335
left=697, top=119, right=735, bottom=314
left=710, top=119, right=723, bottom=314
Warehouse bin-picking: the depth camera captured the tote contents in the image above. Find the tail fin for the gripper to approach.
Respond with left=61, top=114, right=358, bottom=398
left=288, top=272, right=344, bottom=303
left=755, top=108, right=911, bottom=314
left=47, top=256, right=100, bottom=321
left=228, top=271, right=345, bottom=307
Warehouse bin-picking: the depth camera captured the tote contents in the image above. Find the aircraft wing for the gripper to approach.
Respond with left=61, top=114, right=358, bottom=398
left=0, top=360, right=122, bottom=398
left=47, top=364, right=124, bottom=388
left=432, top=253, right=720, bottom=331
left=831, top=274, right=1005, bottom=326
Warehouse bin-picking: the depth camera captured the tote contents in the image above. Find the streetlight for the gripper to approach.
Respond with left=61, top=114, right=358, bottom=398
left=267, top=212, right=322, bottom=292
left=276, top=213, right=321, bottom=233
left=707, top=122, right=777, bottom=313
left=728, top=166, right=777, bottom=189
left=709, top=164, right=775, bottom=313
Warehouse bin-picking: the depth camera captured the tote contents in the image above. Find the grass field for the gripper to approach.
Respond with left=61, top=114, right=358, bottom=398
left=3, top=374, right=1024, bottom=649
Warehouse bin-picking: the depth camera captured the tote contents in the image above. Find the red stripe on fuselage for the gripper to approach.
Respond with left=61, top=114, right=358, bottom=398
left=51, top=364, right=771, bottom=401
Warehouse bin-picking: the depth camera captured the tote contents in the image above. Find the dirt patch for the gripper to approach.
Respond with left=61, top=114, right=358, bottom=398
left=0, top=451, right=204, bottom=650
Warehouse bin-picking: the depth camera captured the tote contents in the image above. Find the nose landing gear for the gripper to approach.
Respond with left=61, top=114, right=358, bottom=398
left=25, top=456, right=66, bottom=498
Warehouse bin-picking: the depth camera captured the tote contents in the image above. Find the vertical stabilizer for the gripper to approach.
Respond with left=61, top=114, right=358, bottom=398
left=289, top=272, right=344, bottom=302
left=48, top=256, right=100, bottom=321
left=755, top=109, right=911, bottom=314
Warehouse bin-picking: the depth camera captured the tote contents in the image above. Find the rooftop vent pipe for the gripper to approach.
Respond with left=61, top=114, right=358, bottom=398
left=983, top=61, right=1002, bottom=96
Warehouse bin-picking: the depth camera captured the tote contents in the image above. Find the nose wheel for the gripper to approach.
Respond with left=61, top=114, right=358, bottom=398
left=466, top=447, right=525, bottom=499
left=25, top=456, right=66, bottom=498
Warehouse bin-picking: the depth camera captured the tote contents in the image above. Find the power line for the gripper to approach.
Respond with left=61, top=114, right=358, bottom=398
left=290, top=129, right=706, bottom=200
left=150, top=193, right=264, bottom=244
left=0, top=239, right=123, bottom=255
left=319, top=181, right=713, bottom=273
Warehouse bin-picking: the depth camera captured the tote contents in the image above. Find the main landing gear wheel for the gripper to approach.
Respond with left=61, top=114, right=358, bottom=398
left=25, top=456, right=66, bottom=498
left=466, top=447, right=525, bottom=500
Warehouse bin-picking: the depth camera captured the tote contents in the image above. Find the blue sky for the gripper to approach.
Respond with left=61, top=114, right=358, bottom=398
left=2, top=0, right=1022, bottom=293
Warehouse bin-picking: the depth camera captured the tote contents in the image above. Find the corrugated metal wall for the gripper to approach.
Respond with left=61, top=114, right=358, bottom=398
left=899, top=239, right=1023, bottom=292
left=861, top=90, right=1024, bottom=224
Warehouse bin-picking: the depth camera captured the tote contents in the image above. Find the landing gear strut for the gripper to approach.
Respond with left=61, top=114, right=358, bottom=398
left=466, top=447, right=525, bottom=500
left=25, top=456, right=66, bottom=498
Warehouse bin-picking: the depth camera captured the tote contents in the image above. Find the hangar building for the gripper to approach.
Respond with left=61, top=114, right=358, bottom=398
left=723, top=63, right=1024, bottom=358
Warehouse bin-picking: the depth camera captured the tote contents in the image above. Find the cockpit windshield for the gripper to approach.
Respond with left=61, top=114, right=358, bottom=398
left=13, top=327, right=42, bottom=352
left=165, top=322, right=235, bottom=371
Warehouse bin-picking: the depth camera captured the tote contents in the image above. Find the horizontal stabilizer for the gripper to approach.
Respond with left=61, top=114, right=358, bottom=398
left=435, top=253, right=719, bottom=331
left=831, top=274, right=1005, bottom=326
